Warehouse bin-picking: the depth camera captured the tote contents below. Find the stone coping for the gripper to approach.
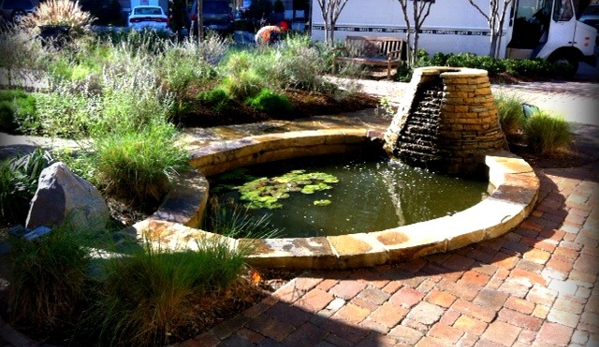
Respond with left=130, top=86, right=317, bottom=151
left=133, top=129, right=539, bottom=270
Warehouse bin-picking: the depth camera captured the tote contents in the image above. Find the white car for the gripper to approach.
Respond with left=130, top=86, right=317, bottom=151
left=128, top=6, right=169, bottom=32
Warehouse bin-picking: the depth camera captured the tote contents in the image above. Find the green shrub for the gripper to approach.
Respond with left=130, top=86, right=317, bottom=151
left=198, top=87, right=233, bottom=114
left=394, top=63, right=414, bottom=82
left=0, top=149, right=54, bottom=224
left=523, top=110, right=571, bottom=154
left=430, top=52, right=449, bottom=66
left=421, top=51, right=567, bottom=79
left=494, top=94, right=524, bottom=136
left=8, top=221, right=92, bottom=327
left=51, top=147, right=97, bottom=183
left=26, top=85, right=97, bottom=138
left=93, top=124, right=189, bottom=205
left=94, top=236, right=246, bottom=346
left=245, top=88, right=292, bottom=115
left=0, top=89, right=37, bottom=133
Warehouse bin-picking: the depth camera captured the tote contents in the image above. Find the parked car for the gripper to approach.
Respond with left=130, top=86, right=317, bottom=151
left=579, top=4, right=599, bottom=44
left=128, top=5, right=169, bottom=32
left=189, top=0, right=233, bottom=35
left=0, top=0, right=35, bottom=24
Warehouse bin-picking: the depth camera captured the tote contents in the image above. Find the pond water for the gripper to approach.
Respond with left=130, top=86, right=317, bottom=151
left=208, top=153, right=491, bottom=238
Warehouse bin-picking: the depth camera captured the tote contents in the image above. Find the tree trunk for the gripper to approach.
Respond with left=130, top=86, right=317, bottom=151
left=329, top=19, right=335, bottom=42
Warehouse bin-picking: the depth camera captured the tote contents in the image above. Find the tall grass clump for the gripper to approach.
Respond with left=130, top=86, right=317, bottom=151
left=265, top=34, right=330, bottom=92
left=92, top=123, right=189, bottom=206
left=159, top=39, right=219, bottom=99
left=8, top=221, right=92, bottom=327
left=494, top=93, right=524, bottom=137
left=98, top=69, right=172, bottom=135
left=522, top=110, right=571, bottom=154
left=216, top=35, right=339, bottom=103
left=41, top=35, right=109, bottom=88
left=94, top=236, right=247, bottom=346
left=24, top=0, right=95, bottom=35
left=217, top=50, right=267, bottom=100
left=0, top=149, right=54, bottom=224
left=204, top=197, right=280, bottom=239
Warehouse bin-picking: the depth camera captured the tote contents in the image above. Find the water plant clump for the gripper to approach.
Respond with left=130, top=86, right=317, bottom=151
left=214, top=169, right=339, bottom=209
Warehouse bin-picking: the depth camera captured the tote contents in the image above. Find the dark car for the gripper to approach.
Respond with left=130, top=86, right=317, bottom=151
left=579, top=4, right=599, bottom=44
left=0, top=0, right=35, bottom=23
left=189, top=0, right=233, bottom=35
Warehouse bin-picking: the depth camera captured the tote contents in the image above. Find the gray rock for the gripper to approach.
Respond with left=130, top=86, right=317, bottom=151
left=25, top=162, right=110, bottom=230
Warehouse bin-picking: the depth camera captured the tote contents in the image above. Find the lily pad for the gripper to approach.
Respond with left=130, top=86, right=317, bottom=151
left=216, top=168, right=340, bottom=209
left=313, top=199, right=331, bottom=206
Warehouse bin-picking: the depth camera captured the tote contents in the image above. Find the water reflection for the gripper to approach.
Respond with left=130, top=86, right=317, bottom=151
left=209, top=153, right=490, bottom=238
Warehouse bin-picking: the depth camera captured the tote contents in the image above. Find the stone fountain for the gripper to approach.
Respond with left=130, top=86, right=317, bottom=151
left=383, top=67, right=508, bottom=175
left=133, top=66, right=539, bottom=270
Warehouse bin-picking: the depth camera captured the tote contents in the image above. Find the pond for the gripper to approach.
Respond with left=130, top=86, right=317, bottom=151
left=208, top=152, right=491, bottom=238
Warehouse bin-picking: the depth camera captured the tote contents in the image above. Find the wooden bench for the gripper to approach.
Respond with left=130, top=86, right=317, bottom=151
left=333, top=36, right=407, bottom=79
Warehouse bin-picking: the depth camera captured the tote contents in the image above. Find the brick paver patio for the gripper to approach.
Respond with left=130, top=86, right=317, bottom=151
left=184, top=162, right=598, bottom=347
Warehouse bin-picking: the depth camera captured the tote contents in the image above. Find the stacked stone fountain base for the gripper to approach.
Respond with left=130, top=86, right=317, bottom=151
left=384, top=67, right=508, bottom=175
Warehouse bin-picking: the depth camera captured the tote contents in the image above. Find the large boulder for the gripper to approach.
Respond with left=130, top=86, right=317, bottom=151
left=25, top=162, right=110, bottom=230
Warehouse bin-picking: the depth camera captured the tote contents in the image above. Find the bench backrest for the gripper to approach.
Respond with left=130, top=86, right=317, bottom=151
left=344, top=36, right=406, bottom=59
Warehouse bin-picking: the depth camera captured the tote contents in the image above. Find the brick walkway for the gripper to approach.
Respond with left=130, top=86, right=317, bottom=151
left=181, top=161, right=598, bottom=347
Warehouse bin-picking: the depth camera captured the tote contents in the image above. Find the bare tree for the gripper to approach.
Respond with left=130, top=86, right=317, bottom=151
left=316, top=0, right=351, bottom=45
left=466, top=0, right=514, bottom=58
left=397, top=0, right=434, bottom=67
left=197, top=0, right=203, bottom=45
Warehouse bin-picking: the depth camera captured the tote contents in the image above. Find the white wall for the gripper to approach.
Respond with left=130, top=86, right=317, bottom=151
left=310, top=0, right=508, bottom=57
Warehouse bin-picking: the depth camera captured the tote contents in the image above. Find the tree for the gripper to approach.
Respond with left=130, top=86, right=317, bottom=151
left=466, top=0, right=514, bottom=58
left=396, top=0, right=434, bottom=67
left=316, top=0, right=351, bottom=45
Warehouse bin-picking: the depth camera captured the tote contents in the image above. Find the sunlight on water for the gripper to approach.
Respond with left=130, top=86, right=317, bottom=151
left=209, top=153, right=490, bottom=238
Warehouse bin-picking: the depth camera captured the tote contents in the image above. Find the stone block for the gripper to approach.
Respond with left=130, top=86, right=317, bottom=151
left=328, top=233, right=388, bottom=268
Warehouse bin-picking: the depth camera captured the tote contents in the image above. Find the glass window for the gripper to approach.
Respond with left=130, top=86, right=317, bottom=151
left=554, top=0, right=573, bottom=21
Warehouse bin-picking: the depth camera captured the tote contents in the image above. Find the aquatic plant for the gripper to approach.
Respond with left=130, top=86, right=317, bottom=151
left=216, top=169, right=339, bottom=209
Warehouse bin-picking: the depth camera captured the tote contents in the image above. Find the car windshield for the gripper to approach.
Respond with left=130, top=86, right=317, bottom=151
left=134, top=7, right=162, bottom=15
left=203, top=2, right=230, bottom=13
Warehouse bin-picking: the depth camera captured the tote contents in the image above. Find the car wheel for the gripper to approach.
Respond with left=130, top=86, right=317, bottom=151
left=549, top=52, right=579, bottom=77
left=11, top=9, right=27, bottom=24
